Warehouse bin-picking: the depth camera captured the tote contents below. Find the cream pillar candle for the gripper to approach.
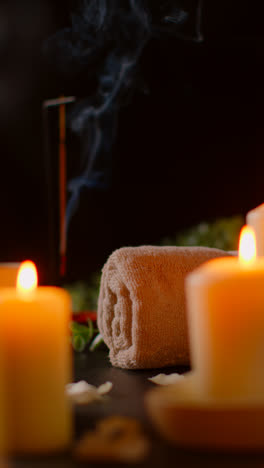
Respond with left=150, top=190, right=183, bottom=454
left=0, top=263, right=20, bottom=287
left=246, top=204, right=264, bottom=256
left=0, top=261, right=72, bottom=455
left=185, top=226, right=264, bottom=401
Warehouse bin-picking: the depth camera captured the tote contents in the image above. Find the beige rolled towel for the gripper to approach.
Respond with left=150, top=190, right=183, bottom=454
left=97, top=246, right=231, bottom=370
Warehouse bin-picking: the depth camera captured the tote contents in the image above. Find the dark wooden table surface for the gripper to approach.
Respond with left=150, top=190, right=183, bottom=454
left=10, top=349, right=264, bottom=468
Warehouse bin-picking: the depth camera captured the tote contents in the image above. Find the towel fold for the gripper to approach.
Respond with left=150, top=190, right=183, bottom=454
left=97, top=246, right=230, bottom=369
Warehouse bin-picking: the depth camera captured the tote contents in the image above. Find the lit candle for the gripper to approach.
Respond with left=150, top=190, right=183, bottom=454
left=186, top=226, right=264, bottom=401
left=246, top=203, right=264, bottom=256
left=0, top=263, right=20, bottom=287
left=0, top=261, right=72, bottom=455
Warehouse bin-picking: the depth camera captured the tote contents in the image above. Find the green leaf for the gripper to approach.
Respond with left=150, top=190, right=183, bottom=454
left=72, top=334, right=87, bottom=352
left=161, top=215, right=243, bottom=251
left=70, top=322, right=91, bottom=341
left=70, top=318, right=96, bottom=353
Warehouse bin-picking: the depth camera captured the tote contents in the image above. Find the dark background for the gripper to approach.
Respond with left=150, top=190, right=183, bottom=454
left=0, top=0, right=262, bottom=283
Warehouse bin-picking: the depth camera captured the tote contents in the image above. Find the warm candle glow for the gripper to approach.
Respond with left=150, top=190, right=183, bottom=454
left=1, top=263, right=72, bottom=453
left=16, top=261, right=38, bottom=292
left=239, top=226, right=256, bottom=264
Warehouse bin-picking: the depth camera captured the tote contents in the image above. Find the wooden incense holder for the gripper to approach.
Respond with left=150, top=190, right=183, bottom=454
left=145, top=372, right=264, bottom=451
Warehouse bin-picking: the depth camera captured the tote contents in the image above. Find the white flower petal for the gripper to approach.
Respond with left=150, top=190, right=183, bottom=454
left=66, top=380, right=113, bottom=405
left=66, top=381, right=97, bottom=395
left=148, top=373, right=185, bottom=385
left=97, top=382, right=113, bottom=395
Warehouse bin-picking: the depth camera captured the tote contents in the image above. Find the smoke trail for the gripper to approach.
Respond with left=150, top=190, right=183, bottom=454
left=45, top=0, right=203, bottom=235
left=64, top=0, right=151, bottom=232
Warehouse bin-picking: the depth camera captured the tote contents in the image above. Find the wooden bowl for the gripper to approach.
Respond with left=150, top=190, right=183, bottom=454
left=145, top=372, right=264, bottom=451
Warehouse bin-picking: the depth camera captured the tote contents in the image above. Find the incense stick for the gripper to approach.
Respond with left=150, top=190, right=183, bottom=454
left=42, top=96, right=76, bottom=283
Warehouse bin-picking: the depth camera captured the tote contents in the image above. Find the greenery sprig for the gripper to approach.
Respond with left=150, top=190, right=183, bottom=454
left=70, top=319, right=104, bottom=352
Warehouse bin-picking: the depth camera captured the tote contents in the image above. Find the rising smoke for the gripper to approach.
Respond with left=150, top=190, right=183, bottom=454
left=45, top=0, right=203, bottom=235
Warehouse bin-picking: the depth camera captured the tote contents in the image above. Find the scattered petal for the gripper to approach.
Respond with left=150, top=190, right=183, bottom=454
left=148, top=373, right=185, bottom=385
left=74, top=416, right=150, bottom=463
left=66, top=380, right=95, bottom=394
left=66, top=380, right=113, bottom=404
left=97, top=381, right=113, bottom=395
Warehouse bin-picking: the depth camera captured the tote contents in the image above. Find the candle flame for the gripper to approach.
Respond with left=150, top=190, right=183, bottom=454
left=239, top=226, right=256, bottom=264
left=16, top=261, right=38, bottom=292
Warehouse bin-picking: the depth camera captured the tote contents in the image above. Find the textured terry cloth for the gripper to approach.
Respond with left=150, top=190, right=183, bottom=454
left=97, top=246, right=231, bottom=370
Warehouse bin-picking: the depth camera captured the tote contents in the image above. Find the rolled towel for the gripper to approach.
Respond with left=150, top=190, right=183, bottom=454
left=98, top=246, right=231, bottom=370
